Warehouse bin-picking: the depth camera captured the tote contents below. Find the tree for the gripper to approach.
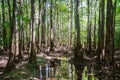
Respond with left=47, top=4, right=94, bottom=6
left=2, top=0, right=7, bottom=50
left=50, top=0, right=54, bottom=52
left=41, top=0, right=46, bottom=47
left=105, top=0, right=114, bottom=65
left=29, top=0, right=36, bottom=64
left=5, top=0, right=18, bottom=71
left=74, top=0, right=83, bottom=80
left=37, top=0, right=41, bottom=53
left=14, top=0, right=19, bottom=61
left=98, top=0, right=105, bottom=61
left=93, top=7, right=96, bottom=51
left=56, top=2, right=60, bottom=46
left=87, top=0, right=92, bottom=54
left=7, top=0, right=12, bottom=22
left=18, top=0, right=23, bottom=60
left=75, top=0, right=81, bottom=51
left=0, top=4, right=1, bottom=48
left=70, top=0, right=73, bottom=47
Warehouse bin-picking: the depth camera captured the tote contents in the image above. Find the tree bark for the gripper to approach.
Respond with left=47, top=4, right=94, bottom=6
left=2, top=0, right=7, bottom=50
left=5, top=0, right=18, bottom=71
left=93, top=11, right=96, bottom=51
left=50, top=0, right=54, bottom=52
left=41, top=0, right=46, bottom=46
left=18, top=0, right=23, bottom=60
left=37, top=0, right=41, bottom=53
left=105, top=0, right=114, bottom=65
left=98, top=0, right=105, bottom=61
left=75, top=0, right=81, bottom=50
left=87, top=0, right=91, bottom=54
left=29, top=0, right=36, bottom=64
left=70, top=0, right=73, bottom=47
left=74, top=0, right=83, bottom=80
left=14, top=0, right=19, bottom=61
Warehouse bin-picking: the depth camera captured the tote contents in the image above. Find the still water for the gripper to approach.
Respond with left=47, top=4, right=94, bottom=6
left=37, top=58, right=98, bottom=80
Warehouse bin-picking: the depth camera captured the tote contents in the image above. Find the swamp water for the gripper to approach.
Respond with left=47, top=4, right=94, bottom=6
left=37, top=58, right=98, bottom=80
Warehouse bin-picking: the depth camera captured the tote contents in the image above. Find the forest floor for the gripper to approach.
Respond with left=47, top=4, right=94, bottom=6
left=0, top=46, right=120, bottom=80
left=0, top=46, right=74, bottom=80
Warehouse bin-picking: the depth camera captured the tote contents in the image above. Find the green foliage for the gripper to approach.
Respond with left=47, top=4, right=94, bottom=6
left=2, top=21, right=10, bottom=46
left=23, top=17, right=30, bottom=23
left=82, top=66, right=98, bottom=80
left=115, top=0, right=120, bottom=48
left=60, top=60, right=68, bottom=78
left=82, top=66, right=88, bottom=80
left=57, top=2, right=68, bottom=13
left=2, top=69, right=30, bottom=80
left=4, top=21, right=10, bottom=28
left=37, top=57, right=46, bottom=64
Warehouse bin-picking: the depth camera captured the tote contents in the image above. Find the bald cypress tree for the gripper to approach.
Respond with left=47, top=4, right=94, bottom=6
left=105, top=0, right=114, bottom=65
left=29, top=0, right=36, bottom=64
left=50, top=0, right=54, bottom=52
left=98, top=0, right=105, bottom=61
left=41, top=0, right=46, bottom=47
left=75, top=0, right=80, bottom=53
left=5, top=0, right=18, bottom=71
left=2, top=0, right=7, bottom=50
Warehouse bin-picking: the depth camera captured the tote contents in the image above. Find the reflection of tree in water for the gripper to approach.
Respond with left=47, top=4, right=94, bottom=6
left=39, top=58, right=76, bottom=80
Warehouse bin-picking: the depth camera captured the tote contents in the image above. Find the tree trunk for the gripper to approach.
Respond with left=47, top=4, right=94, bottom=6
left=25, top=0, right=30, bottom=55
left=37, top=0, right=41, bottom=53
left=7, top=0, right=12, bottom=51
left=70, top=0, right=73, bottom=47
left=56, top=6, right=60, bottom=46
left=75, top=0, right=81, bottom=50
left=0, top=10, right=1, bottom=48
left=5, top=0, right=18, bottom=71
left=54, top=0, right=57, bottom=44
left=18, top=0, right=23, bottom=60
left=98, top=0, right=105, bottom=61
left=113, top=1, right=117, bottom=79
left=29, top=0, right=36, bottom=64
left=68, top=2, right=70, bottom=47
left=74, top=0, right=83, bottom=80
left=7, top=0, right=12, bottom=22
left=41, top=0, right=46, bottom=46
left=87, top=0, right=91, bottom=54
left=14, top=0, right=19, bottom=61
left=105, top=0, right=114, bottom=65
left=50, top=0, right=54, bottom=52
left=2, top=0, right=7, bottom=50
left=93, top=11, right=96, bottom=51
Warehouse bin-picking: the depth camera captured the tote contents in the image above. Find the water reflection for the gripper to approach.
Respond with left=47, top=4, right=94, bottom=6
left=38, top=57, right=120, bottom=80
left=39, top=58, right=76, bottom=80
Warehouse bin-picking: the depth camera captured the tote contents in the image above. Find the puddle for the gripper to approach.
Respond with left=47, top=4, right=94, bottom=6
left=37, top=57, right=99, bottom=80
left=38, top=58, right=76, bottom=80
